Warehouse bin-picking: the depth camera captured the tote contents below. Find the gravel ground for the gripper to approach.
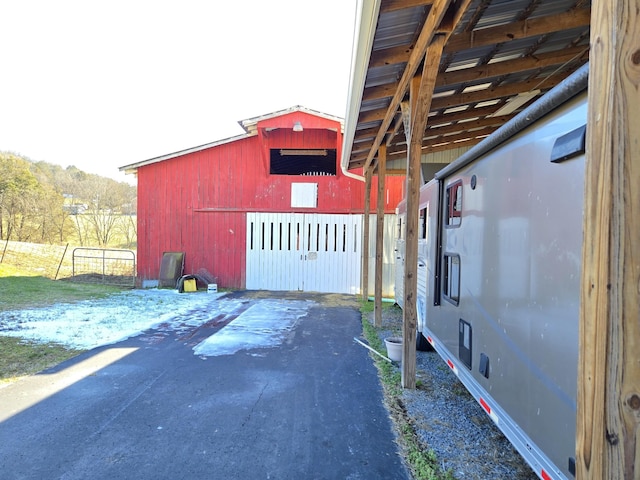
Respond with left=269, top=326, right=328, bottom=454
left=368, top=304, right=539, bottom=480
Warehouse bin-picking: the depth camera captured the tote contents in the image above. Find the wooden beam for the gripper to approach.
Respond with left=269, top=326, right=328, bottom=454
left=429, top=76, right=563, bottom=111
left=427, top=103, right=504, bottom=125
left=380, top=0, right=432, bottom=14
left=385, top=134, right=484, bottom=159
left=369, top=44, right=414, bottom=69
left=444, top=8, right=591, bottom=53
left=374, top=145, right=387, bottom=327
left=363, top=83, right=406, bottom=102
left=576, top=0, right=640, bottom=478
left=362, top=168, right=372, bottom=302
left=424, top=125, right=496, bottom=143
left=420, top=135, right=483, bottom=153
left=353, top=126, right=381, bottom=141
left=425, top=118, right=506, bottom=137
left=382, top=169, right=408, bottom=176
left=362, top=46, right=589, bottom=105
left=367, top=11, right=590, bottom=81
left=358, top=107, right=389, bottom=124
left=386, top=112, right=406, bottom=147
left=436, top=46, right=590, bottom=86
left=402, top=34, right=447, bottom=390
left=363, top=0, right=458, bottom=172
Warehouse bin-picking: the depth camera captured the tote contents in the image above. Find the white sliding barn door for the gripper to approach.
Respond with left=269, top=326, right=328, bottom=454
left=246, top=213, right=362, bottom=294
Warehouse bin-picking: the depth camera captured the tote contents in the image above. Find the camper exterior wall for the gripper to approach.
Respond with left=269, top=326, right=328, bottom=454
left=398, top=90, right=587, bottom=480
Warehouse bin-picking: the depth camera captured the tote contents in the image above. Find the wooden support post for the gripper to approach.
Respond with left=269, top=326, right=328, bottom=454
left=402, top=139, right=419, bottom=388
left=402, top=35, right=447, bottom=389
left=362, top=168, right=372, bottom=302
left=374, top=145, right=387, bottom=327
left=576, top=0, right=640, bottom=478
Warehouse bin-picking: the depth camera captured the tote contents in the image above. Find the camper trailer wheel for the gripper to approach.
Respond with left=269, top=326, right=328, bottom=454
left=416, top=332, right=432, bottom=351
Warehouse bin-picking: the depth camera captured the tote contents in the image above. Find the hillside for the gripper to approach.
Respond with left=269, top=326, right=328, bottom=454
left=0, top=151, right=137, bottom=248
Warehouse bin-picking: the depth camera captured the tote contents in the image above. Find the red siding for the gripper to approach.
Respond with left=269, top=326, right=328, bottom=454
left=135, top=111, right=404, bottom=288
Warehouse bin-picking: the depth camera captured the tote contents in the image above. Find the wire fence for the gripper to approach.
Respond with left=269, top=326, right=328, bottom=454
left=0, top=240, right=136, bottom=287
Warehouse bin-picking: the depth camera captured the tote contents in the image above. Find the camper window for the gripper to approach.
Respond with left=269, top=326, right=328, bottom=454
left=420, top=208, right=427, bottom=239
left=443, top=253, right=460, bottom=305
left=446, top=181, right=462, bottom=227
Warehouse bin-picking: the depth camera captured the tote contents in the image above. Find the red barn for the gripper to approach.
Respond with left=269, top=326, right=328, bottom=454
left=121, top=106, right=404, bottom=294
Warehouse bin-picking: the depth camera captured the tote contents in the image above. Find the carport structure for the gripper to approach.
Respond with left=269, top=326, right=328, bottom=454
left=340, top=1, right=639, bottom=478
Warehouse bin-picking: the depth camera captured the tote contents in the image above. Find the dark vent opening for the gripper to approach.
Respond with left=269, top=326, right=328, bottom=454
left=270, top=149, right=337, bottom=176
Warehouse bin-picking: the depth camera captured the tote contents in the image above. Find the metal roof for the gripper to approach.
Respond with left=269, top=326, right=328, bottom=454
left=341, top=0, right=591, bottom=174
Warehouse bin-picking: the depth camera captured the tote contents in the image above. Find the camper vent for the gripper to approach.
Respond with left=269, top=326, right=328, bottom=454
left=550, top=124, right=586, bottom=163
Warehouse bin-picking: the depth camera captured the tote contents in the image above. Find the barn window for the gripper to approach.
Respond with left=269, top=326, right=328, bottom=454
left=270, top=149, right=337, bottom=175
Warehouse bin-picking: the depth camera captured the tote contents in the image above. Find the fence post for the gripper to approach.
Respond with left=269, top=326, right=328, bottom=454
left=54, top=243, right=69, bottom=280
left=1, top=240, right=8, bottom=263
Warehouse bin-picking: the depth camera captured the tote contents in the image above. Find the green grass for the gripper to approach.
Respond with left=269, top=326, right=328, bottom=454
left=359, top=300, right=455, bottom=480
left=0, top=264, right=123, bottom=382
left=0, top=264, right=121, bottom=312
left=0, top=337, right=83, bottom=383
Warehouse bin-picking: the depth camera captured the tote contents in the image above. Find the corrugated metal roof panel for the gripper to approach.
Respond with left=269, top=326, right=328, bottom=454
left=373, top=5, right=427, bottom=50
left=341, top=0, right=591, bottom=172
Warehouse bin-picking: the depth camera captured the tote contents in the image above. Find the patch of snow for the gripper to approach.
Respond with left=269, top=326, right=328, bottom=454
left=0, top=290, right=314, bottom=357
left=193, top=299, right=311, bottom=356
left=0, top=289, right=223, bottom=349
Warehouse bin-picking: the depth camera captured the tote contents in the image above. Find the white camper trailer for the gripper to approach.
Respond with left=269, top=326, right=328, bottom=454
left=395, top=64, right=589, bottom=480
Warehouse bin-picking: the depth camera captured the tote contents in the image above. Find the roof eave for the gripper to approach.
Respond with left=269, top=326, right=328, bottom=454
left=118, top=132, right=251, bottom=174
left=340, top=0, right=382, bottom=178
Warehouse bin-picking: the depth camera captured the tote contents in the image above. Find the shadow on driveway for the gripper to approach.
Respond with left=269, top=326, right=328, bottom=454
left=0, top=290, right=410, bottom=480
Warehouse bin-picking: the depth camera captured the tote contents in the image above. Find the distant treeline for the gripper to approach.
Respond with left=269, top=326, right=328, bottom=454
left=0, top=152, right=137, bottom=248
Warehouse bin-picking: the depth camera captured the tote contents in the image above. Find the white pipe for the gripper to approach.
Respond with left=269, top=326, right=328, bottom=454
left=353, top=337, right=393, bottom=363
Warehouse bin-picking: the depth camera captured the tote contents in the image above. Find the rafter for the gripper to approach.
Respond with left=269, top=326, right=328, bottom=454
left=363, top=0, right=474, bottom=171
left=444, top=8, right=591, bottom=53
left=429, top=74, right=570, bottom=111
left=363, top=46, right=584, bottom=103
left=369, top=44, right=414, bottom=69
left=358, top=107, right=391, bottom=124
left=427, top=103, right=504, bottom=124
left=380, top=0, right=432, bottom=14
left=424, top=116, right=510, bottom=137
left=343, top=0, right=591, bottom=175
left=436, top=45, right=589, bottom=86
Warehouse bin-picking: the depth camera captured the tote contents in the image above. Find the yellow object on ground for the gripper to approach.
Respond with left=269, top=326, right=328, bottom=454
left=183, top=279, right=197, bottom=292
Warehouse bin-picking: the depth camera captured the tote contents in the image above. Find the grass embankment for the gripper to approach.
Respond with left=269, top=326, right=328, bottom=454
left=359, top=300, right=454, bottom=480
left=0, top=264, right=121, bottom=383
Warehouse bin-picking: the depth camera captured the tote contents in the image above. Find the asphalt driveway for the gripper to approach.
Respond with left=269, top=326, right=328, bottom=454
left=0, top=291, right=410, bottom=479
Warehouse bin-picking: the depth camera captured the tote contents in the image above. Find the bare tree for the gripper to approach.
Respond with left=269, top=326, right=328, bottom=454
left=82, top=177, right=121, bottom=246
left=114, top=213, right=137, bottom=249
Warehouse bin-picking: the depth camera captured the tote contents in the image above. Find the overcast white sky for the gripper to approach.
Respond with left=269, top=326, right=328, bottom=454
left=0, top=1, right=358, bottom=184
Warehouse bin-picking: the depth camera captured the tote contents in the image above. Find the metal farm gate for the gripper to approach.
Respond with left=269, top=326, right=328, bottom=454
left=72, top=248, right=136, bottom=287
left=246, top=213, right=362, bottom=294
